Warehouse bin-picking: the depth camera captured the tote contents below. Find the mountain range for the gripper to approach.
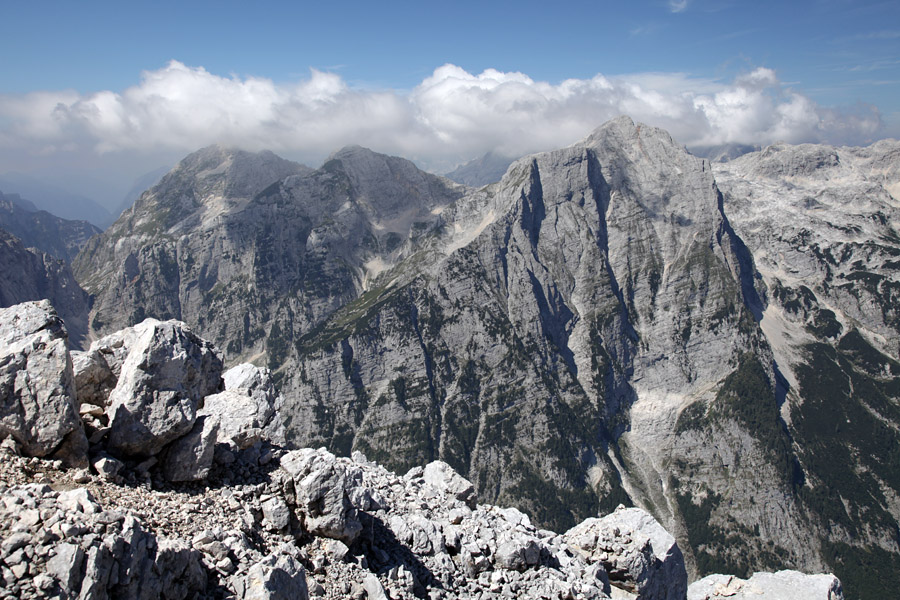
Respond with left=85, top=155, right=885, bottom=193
left=4, top=116, right=897, bottom=599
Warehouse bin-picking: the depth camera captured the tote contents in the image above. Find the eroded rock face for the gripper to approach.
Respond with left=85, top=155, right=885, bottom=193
left=162, top=415, right=219, bottom=482
left=0, top=301, right=84, bottom=462
left=0, top=229, right=92, bottom=348
left=566, top=505, right=687, bottom=600
left=96, top=318, right=223, bottom=457
left=280, top=448, right=364, bottom=544
left=71, top=348, right=117, bottom=409
left=238, top=551, right=309, bottom=600
left=200, top=363, right=285, bottom=451
left=688, top=570, right=844, bottom=600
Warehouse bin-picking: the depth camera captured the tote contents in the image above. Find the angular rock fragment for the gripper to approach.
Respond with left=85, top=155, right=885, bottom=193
left=239, top=552, right=308, bottom=600
left=422, top=461, right=477, bottom=509
left=71, top=348, right=117, bottom=408
left=200, top=363, right=285, bottom=451
left=162, top=415, right=219, bottom=482
left=566, top=505, right=687, bottom=600
left=280, top=448, right=364, bottom=544
left=0, top=301, right=84, bottom=460
left=94, top=318, right=223, bottom=457
left=688, top=570, right=844, bottom=600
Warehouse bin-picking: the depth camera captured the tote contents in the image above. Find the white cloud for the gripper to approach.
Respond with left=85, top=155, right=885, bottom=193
left=0, top=61, right=885, bottom=176
left=669, top=0, right=689, bottom=13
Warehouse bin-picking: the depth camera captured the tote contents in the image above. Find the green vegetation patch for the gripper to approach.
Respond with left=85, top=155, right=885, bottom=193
left=791, top=334, right=900, bottom=600
left=296, top=283, right=403, bottom=353
left=506, top=456, right=598, bottom=533
left=713, top=353, right=795, bottom=484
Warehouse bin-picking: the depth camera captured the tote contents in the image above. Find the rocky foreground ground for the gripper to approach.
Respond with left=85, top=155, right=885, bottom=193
left=0, top=300, right=844, bottom=599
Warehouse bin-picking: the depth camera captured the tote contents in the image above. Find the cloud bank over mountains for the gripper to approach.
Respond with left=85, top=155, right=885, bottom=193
left=0, top=60, right=885, bottom=173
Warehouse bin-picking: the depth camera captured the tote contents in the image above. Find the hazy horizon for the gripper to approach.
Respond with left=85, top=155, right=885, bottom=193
left=2, top=0, right=898, bottom=213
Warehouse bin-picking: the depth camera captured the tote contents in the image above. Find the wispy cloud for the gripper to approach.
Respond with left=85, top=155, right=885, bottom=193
left=0, top=61, right=883, bottom=173
left=848, top=59, right=900, bottom=73
left=629, top=24, right=661, bottom=36
left=668, top=0, right=689, bottom=13
left=843, top=29, right=900, bottom=41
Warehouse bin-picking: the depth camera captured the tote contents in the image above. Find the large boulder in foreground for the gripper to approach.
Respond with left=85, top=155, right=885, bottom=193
left=95, top=319, right=223, bottom=457
left=0, top=301, right=85, bottom=462
left=237, top=550, right=309, bottom=600
left=423, top=460, right=477, bottom=509
left=565, top=505, right=687, bottom=600
left=200, top=363, right=286, bottom=451
left=280, top=448, right=364, bottom=544
left=688, top=570, right=844, bottom=600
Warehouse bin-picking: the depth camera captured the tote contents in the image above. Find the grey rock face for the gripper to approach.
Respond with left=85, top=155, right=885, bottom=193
left=422, top=461, right=476, bottom=509
left=96, top=318, right=223, bottom=457
left=74, top=143, right=465, bottom=371
left=688, top=570, right=844, bottom=600
left=566, top=506, right=687, bottom=600
left=0, top=301, right=84, bottom=461
left=161, top=415, right=219, bottom=482
left=280, top=448, right=364, bottom=544
left=713, top=139, right=900, bottom=594
left=284, top=116, right=769, bottom=550
left=200, top=363, right=285, bottom=450
left=240, top=552, right=308, bottom=600
left=69, top=118, right=897, bottom=598
left=444, top=151, right=519, bottom=187
left=715, top=140, right=900, bottom=358
left=0, top=229, right=91, bottom=347
left=71, top=348, right=117, bottom=408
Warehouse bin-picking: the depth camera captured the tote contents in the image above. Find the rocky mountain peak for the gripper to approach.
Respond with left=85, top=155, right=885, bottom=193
left=0, top=230, right=90, bottom=346
left=324, top=145, right=466, bottom=223
left=444, top=150, right=519, bottom=187
left=150, top=144, right=310, bottom=206
left=585, top=115, right=696, bottom=168
left=0, top=191, right=100, bottom=263
left=0, top=190, right=38, bottom=212
left=734, top=143, right=842, bottom=179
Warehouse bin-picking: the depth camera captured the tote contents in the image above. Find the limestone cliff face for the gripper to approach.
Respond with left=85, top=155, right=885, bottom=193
left=73, top=143, right=465, bottom=364
left=75, top=145, right=313, bottom=345
left=282, top=118, right=815, bottom=573
left=713, top=140, right=900, bottom=597
left=0, top=229, right=91, bottom=347
left=72, top=120, right=900, bottom=600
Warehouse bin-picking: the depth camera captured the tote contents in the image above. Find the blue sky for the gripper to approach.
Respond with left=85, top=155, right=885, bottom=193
left=1, top=0, right=898, bottom=208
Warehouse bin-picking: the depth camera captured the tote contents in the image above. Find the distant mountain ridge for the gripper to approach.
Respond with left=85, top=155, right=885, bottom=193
left=444, top=151, right=518, bottom=186
left=71, top=118, right=900, bottom=600
left=112, top=165, right=171, bottom=221
left=0, top=173, right=113, bottom=228
left=0, top=191, right=101, bottom=262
